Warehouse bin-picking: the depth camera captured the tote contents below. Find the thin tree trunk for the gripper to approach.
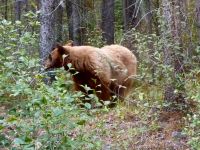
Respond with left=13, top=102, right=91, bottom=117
left=121, top=0, right=140, bottom=58
left=24, top=0, right=29, bottom=12
left=36, top=0, right=40, bottom=11
left=153, top=0, right=160, bottom=36
left=122, top=0, right=139, bottom=30
left=14, top=0, right=29, bottom=21
left=55, top=0, right=64, bottom=42
left=144, top=0, right=153, bottom=34
left=39, top=0, right=56, bottom=65
left=162, top=0, right=184, bottom=103
left=15, top=0, right=21, bottom=21
left=66, top=0, right=85, bottom=45
left=4, top=0, right=8, bottom=20
left=196, top=0, right=200, bottom=42
left=101, top=0, right=115, bottom=44
left=144, top=0, right=155, bottom=83
left=162, top=0, right=176, bottom=102
left=66, top=0, right=73, bottom=40
left=72, top=0, right=82, bottom=45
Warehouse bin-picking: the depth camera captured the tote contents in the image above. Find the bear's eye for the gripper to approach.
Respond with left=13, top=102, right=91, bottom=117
left=48, top=55, right=52, bottom=61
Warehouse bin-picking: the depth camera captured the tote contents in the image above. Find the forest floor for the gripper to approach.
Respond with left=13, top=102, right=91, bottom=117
left=0, top=106, right=7, bottom=119
left=73, top=103, right=190, bottom=150
left=0, top=103, right=190, bottom=150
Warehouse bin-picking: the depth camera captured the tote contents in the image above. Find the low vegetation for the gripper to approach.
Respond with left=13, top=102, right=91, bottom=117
left=0, top=12, right=200, bottom=150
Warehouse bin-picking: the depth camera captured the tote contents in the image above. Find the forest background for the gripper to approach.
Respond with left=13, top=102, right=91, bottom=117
left=0, top=0, right=200, bottom=149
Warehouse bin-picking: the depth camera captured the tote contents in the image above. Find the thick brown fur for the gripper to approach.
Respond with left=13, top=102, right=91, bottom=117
left=45, top=43, right=137, bottom=101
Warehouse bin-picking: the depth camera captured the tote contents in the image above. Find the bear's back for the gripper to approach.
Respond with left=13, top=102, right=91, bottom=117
left=66, top=45, right=99, bottom=57
left=100, top=45, right=137, bottom=75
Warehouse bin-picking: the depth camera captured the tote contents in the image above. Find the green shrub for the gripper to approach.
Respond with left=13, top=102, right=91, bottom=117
left=0, top=14, right=101, bottom=149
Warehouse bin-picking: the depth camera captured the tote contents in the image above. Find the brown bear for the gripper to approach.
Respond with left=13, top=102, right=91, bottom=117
left=44, top=43, right=137, bottom=101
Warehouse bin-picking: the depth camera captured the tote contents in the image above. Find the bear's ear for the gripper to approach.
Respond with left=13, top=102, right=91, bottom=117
left=56, top=43, right=66, bottom=55
left=65, top=40, right=74, bottom=46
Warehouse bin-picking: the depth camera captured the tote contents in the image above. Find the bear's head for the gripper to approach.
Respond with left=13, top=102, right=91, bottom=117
left=44, top=42, right=73, bottom=70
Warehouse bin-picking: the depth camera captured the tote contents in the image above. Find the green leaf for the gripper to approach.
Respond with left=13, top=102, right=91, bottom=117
left=15, top=20, right=21, bottom=25
left=14, top=138, right=25, bottom=145
left=34, top=111, right=40, bottom=118
left=0, top=125, right=4, bottom=130
left=67, top=63, right=72, bottom=68
left=77, top=119, right=86, bottom=125
left=104, top=101, right=111, bottom=106
left=6, top=116, right=17, bottom=122
left=53, top=108, right=64, bottom=117
left=66, top=97, right=74, bottom=103
left=88, top=94, right=95, bottom=99
left=139, top=93, right=144, bottom=100
left=41, top=96, right=47, bottom=104
left=84, top=103, right=92, bottom=109
left=25, top=136, right=32, bottom=143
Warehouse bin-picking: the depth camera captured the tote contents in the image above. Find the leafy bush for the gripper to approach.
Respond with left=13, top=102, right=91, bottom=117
left=0, top=11, right=40, bottom=101
left=184, top=68, right=200, bottom=149
left=0, top=74, right=101, bottom=149
left=0, top=14, right=101, bottom=149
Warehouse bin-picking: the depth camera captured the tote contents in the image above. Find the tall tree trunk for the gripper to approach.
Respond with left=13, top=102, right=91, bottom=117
left=144, top=0, right=153, bottom=34
left=39, top=0, right=56, bottom=65
left=36, top=0, right=40, bottom=11
left=24, top=0, right=29, bottom=13
left=55, top=0, right=64, bottom=42
left=196, top=0, right=200, bottom=42
left=144, top=0, right=155, bottom=83
left=14, top=0, right=29, bottom=21
left=153, top=0, right=160, bottom=36
left=122, top=0, right=139, bottom=30
left=4, top=0, right=8, bottom=20
left=66, top=0, right=85, bottom=45
left=162, top=0, right=184, bottom=103
left=121, top=0, right=140, bottom=58
left=101, top=0, right=115, bottom=44
left=15, top=0, right=21, bottom=21
left=66, top=0, right=73, bottom=41
left=72, top=0, right=82, bottom=45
